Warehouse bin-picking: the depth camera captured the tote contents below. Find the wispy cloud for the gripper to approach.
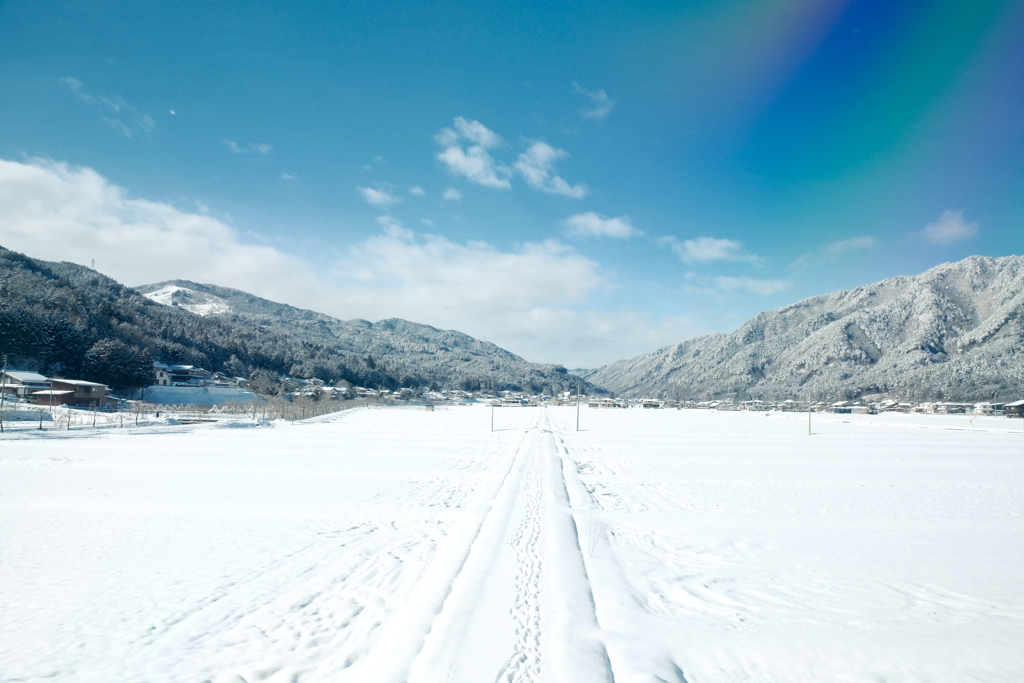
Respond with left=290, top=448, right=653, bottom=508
left=435, top=117, right=511, bottom=189
left=572, top=82, right=614, bottom=120
left=409, top=185, right=426, bottom=196
left=562, top=212, right=639, bottom=238
left=714, top=275, right=791, bottom=296
left=223, top=140, right=272, bottom=155
left=60, top=77, right=154, bottom=139
left=513, top=142, right=587, bottom=198
left=824, top=235, right=875, bottom=256
left=442, top=187, right=463, bottom=201
left=356, top=185, right=400, bottom=207
left=920, top=210, right=978, bottom=246
left=280, top=172, right=297, bottom=182
left=790, top=235, right=875, bottom=271
left=658, top=235, right=760, bottom=264
left=682, top=272, right=792, bottom=297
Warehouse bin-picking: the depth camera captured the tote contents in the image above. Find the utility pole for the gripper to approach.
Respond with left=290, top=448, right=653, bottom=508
left=808, top=401, right=812, bottom=436
left=576, top=381, right=581, bottom=432
left=0, top=354, right=8, bottom=434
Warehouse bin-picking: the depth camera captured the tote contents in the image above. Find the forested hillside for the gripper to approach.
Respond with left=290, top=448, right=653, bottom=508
left=0, top=246, right=592, bottom=394
left=586, top=255, right=1024, bottom=402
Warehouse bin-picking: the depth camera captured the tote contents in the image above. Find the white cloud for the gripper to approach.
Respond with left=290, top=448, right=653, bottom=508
left=658, top=235, right=759, bottom=264
left=714, top=276, right=792, bottom=296
left=920, top=210, right=978, bottom=246
left=421, top=218, right=435, bottom=228
left=436, top=144, right=510, bottom=189
left=61, top=77, right=154, bottom=139
left=409, top=185, right=426, bottom=196
left=513, top=142, right=588, bottom=198
left=434, top=119, right=588, bottom=198
left=0, top=156, right=704, bottom=368
left=356, top=186, right=400, bottom=207
left=572, top=82, right=614, bottom=120
left=0, top=158, right=312, bottom=301
left=562, top=212, right=639, bottom=239
left=434, top=118, right=511, bottom=189
left=280, top=172, right=297, bottom=182
left=223, top=140, right=272, bottom=155
left=435, top=117, right=503, bottom=149
left=442, top=187, right=463, bottom=201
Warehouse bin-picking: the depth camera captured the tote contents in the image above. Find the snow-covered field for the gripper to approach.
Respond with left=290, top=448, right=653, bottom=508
left=2, top=406, right=1023, bottom=683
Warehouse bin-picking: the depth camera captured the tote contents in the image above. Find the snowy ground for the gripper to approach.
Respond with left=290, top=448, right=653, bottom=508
left=2, top=405, right=1023, bottom=683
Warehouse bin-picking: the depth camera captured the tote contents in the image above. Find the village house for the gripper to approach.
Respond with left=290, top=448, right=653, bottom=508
left=1004, top=400, right=1024, bottom=418
left=0, top=371, right=50, bottom=399
left=33, top=379, right=110, bottom=407
left=167, top=365, right=214, bottom=386
left=153, top=362, right=171, bottom=386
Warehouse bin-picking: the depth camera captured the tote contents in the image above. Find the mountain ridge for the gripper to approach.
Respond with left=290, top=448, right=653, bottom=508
left=585, top=254, right=1024, bottom=402
left=0, top=246, right=594, bottom=394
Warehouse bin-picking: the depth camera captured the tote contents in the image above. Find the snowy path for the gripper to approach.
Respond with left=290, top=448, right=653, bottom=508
left=361, top=408, right=612, bottom=683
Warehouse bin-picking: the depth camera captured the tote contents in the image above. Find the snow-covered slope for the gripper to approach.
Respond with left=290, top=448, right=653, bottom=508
left=586, top=255, right=1024, bottom=401
left=142, top=284, right=232, bottom=316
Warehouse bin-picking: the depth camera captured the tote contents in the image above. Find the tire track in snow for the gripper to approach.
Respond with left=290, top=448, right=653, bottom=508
left=555, top=426, right=690, bottom=683
left=352, top=411, right=539, bottom=683
left=412, top=408, right=613, bottom=683
left=540, top=413, right=615, bottom=683
left=353, top=408, right=617, bottom=683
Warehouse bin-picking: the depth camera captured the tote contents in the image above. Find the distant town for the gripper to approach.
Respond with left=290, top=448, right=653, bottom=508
left=2, top=361, right=1022, bottom=419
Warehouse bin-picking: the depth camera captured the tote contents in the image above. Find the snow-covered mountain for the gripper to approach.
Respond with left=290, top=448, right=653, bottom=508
left=0, top=245, right=593, bottom=394
left=584, top=255, right=1024, bottom=402
left=135, top=279, right=588, bottom=393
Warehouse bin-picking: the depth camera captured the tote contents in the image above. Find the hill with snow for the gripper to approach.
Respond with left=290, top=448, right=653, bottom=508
left=0, top=246, right=592, bottom=394
left=584, top=255, right=1024, bottom=402
left=133, top=279, right=588, bottom=394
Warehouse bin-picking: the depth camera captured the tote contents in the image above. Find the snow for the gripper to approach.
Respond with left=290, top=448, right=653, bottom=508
left=143, top=284, right=232, bottom=316
left=2, top=406, right=1023, bottom=682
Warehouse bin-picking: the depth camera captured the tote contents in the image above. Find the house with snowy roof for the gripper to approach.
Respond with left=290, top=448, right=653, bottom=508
left=32, top=379, right=110, bottom=408
left=167, top=365, right=213, bottom=385
left=0, top=371, right=50, bottom=399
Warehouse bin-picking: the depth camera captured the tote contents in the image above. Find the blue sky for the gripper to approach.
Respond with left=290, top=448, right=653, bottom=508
left=1, top=0, right=1022, bottom=367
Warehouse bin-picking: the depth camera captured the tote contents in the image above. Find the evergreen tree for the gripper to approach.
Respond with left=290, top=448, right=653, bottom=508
left=82, top=339, right=154, bottom=390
